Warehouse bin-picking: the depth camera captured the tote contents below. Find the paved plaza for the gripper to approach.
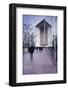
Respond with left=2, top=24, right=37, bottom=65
left=23, top=48, right=57, bottom=75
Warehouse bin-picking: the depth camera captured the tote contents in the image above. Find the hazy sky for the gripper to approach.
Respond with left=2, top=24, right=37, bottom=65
left=23, top=15, right=57, bottom=27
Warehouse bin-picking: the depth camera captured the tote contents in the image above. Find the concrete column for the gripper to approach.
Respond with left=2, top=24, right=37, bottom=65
left=44, top=20, right=46, bottom=46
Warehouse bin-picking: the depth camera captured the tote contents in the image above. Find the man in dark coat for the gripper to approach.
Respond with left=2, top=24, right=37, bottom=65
left=28, top=46, right=34, bottom=60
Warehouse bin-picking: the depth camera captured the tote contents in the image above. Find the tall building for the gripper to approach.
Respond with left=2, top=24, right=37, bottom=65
left=34, top=19, right=51, bottom=47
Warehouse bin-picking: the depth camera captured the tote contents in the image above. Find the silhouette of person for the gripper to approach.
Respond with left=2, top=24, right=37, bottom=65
left=39, top=47, right=43, bottom=52
left=28, top=46, right=34, bottom=60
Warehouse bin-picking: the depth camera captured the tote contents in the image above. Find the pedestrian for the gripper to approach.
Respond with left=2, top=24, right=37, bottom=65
left=39, top=47, right=43, bottom=52
left=28, top=46, right=34, bottom=60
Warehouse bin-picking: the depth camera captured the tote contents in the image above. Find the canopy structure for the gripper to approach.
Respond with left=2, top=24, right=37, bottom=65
left=36, top=19, right=51, bottom=29
left=35, top=19, right=52, bottom=47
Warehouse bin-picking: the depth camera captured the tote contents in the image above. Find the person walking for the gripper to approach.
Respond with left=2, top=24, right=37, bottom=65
left=28, top=46, right=34, bottom=60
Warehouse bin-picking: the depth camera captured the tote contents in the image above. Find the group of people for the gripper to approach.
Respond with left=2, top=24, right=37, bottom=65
left=28, top=46, right=43, bottom=60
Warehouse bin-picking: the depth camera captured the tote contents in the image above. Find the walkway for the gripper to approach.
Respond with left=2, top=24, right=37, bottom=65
left=23, top=48, right=57, bottom=75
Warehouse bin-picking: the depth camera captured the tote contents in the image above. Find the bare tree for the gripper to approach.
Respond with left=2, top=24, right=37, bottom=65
left=23, top=23, right=35, bottom=47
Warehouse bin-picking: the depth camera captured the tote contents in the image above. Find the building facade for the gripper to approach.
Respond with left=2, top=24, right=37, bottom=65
left=34, top=19, right=52, bottom=47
